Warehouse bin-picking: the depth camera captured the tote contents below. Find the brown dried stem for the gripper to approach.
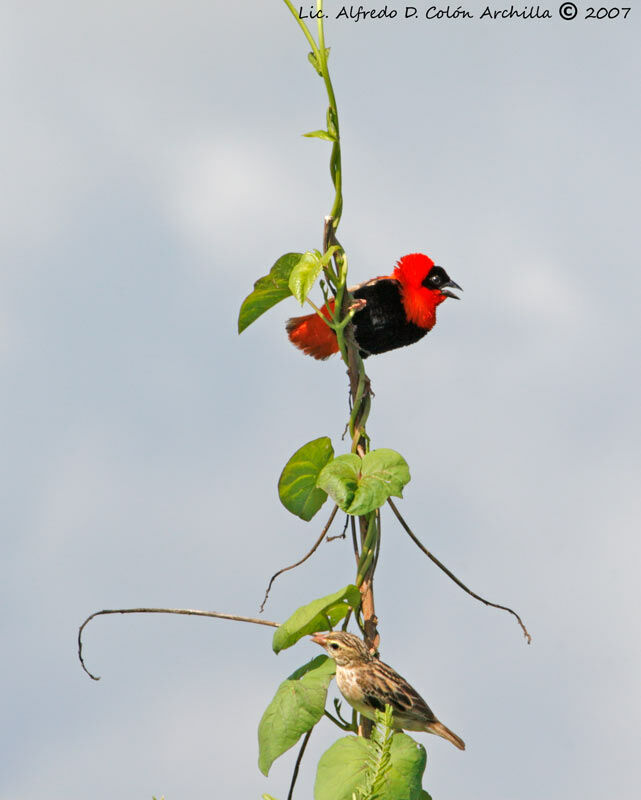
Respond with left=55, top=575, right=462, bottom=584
left=387, top=498, right=532, bottom=643
left=350, top=515, right=360, bottom=564
left=259, top=504, right=339, bottom=612
left=326, top=514, right=349, bottom=542
left=287, top=728, right=312, bottom=800
left=78, top=607, right=280, bottom=680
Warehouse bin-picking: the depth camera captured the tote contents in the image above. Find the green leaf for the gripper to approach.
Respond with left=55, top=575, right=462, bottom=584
left=307, top=48, right=330, bottom=76
left=258, top=655, right=336, bottom=776
left=314, top=733, right=427, bottom=800
left=307, top=50, right=322, bottom=76
left=272, top=584, right=361, bottom=654
left=349, top=449, right=411, bottom=516
left=288, top=244, right=340, bottom=306
left=288, top=250, right=323, bottom=305
left=382, top=734, right=428, bottom=800
left=238, top=252, right=302, bottom=333
left=303, top=130, right=337, bottom=142
left=319, top=245, right=339, bottom=267
left=316, top=454, right=360, bottom=512
left=315, top=736, right=370, bottom=800
left=287, top=653, right=336, bottom=682
left=278, top=437, right=334, bottom=521
left=326, top=106, right=338, bottom=140
left=316, top=449, right=410, bottom=516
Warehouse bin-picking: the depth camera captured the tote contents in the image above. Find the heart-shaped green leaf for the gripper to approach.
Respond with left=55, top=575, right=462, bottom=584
left=316, top=454, right=360, bottom=511
left=272, top=584, right=361, bottom=654
left=316, top=449, right=410, bottom=515
left=258, top=655, right=336, bottom=776
left=314, top=736, right=370, bottom=800
left=238, top=252, right=302, bottom=333
left=288, top=250, right=323, bottom=305
left=314, top=733, right=427, bottom=800
left=349, top=449, right=411, bottom=515
left=278, top=437, right=334, bottom=521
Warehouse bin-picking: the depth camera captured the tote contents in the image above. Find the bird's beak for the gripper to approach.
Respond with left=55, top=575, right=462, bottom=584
left=441, top=280, right=463, bottom=300
left=311, top=633, right=327, bottom=645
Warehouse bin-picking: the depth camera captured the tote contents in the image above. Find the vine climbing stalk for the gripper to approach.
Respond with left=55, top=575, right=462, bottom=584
left=282, top=0, right=380, bottom=663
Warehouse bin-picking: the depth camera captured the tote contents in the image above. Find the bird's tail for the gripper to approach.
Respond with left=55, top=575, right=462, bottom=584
left=428, top=721, right=466, bottom=751
left=286, top=301, right=338, bottom=360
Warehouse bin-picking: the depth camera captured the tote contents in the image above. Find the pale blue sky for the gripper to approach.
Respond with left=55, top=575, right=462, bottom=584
left=2, top=2, right=640, bottom=798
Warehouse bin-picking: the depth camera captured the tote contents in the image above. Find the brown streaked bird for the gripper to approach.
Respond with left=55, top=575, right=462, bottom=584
left=311, top=631, right=465, bottom=750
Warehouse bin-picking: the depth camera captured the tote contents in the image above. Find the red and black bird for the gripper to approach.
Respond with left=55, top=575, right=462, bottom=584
left=287, top=253, right=461, bottom=360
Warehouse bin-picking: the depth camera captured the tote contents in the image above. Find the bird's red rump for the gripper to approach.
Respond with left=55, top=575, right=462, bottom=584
left=286, top=301, right=339, bottom=360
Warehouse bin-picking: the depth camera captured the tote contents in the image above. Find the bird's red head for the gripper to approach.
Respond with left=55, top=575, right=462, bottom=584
left=392, top=253, right=462, bottom=330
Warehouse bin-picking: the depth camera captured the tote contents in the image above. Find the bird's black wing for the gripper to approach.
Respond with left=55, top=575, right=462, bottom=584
left=351, top=278, right=428, bottom=357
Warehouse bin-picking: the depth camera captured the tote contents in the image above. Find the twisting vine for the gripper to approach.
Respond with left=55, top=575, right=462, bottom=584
left=77, top=4, right=529, bottom=799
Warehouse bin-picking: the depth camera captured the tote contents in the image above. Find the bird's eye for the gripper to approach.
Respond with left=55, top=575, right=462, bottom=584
left=330, top=642, right=340, bottom=651
left=423, top=266, right=448, bottom=289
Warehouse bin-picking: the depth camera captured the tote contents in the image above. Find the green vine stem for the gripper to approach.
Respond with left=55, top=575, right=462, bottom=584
left=356, top=513, right=378, bottom=586
left=282, top=0, right=379, bottom=673
left=281, top=0, right=321, bottom=62
left=283, top=1, right=342, bottom=231
left=281, top=1, right=371, bottom=454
